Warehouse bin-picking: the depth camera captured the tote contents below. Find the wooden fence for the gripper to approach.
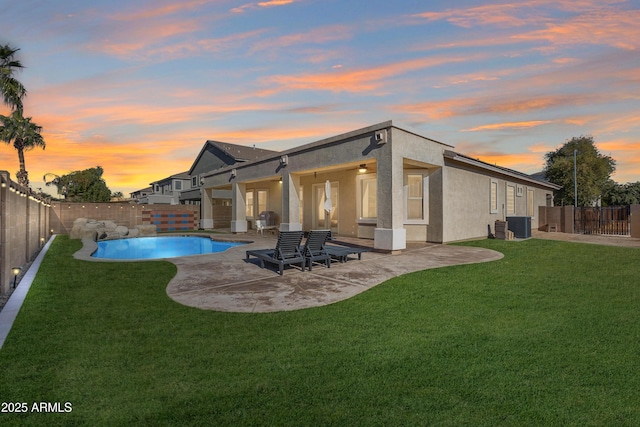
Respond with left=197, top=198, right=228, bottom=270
left=574, top=206, right=630, bottom=236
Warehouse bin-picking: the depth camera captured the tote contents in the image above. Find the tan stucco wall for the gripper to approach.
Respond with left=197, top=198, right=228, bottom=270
left=441, top=161, right=554, bottom=242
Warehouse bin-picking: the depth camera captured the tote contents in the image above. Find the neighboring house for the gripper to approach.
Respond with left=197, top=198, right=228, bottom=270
left=138, top=172, right=192, bottom=205
left=200, top=121, right=560, bottom=250
left=129, top=186, right=152, bottom=203
left=180, top=140, right=277, bottom=228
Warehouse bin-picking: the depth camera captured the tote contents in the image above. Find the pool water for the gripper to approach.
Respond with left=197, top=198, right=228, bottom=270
left=92, top=236, right=245, bottom=260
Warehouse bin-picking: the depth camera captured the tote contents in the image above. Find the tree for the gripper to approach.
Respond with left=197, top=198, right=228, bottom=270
left=0, top=110, right=45, bottom=186
left=543, top=136, right=615, bottom=207
left=602, top=180, right=640, bottom=206
left=51, top=167, right=112, bottom=202
left=0, top=44, right=26, bottom=111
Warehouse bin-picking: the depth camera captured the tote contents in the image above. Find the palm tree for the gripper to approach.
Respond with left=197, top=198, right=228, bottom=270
left=0, top=110, right=45, bottom=186
left=0, top=44, right=26, bottom=111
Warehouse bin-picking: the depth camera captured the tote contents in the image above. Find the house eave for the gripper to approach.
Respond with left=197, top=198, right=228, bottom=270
left=444, top=150, right=562, bottom=190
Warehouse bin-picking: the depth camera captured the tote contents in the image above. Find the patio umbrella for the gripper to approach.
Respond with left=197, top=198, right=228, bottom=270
left=323, top=180, right=332, bottom=216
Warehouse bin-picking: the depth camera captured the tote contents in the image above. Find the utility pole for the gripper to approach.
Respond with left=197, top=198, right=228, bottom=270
left=573, top=149, right=578, bottom=208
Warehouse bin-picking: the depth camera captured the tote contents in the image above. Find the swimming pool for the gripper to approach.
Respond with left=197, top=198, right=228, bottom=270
left=91, top=236, right=246, bottom=260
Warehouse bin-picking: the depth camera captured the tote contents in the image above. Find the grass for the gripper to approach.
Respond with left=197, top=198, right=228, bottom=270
left=0, top=236, right=638, bottom=426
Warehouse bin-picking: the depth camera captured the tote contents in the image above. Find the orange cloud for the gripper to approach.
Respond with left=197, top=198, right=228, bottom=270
left=463, top=121, right=553, bottom=132
left=514, top=8, right=640, bottom=50
left=250, top=24, right=353, bottom=53
left=260, top=54, right=478, bottom=94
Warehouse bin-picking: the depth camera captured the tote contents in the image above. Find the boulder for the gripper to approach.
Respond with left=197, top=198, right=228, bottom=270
left=115, top=225, right=129, bottom=236
left=73, top=218, right=89, bottom=227
left=68, top=218, right=156, bottom=239
left=80, top=229, right=98, bottom=241
left=136, top=225, right=157, bottom=237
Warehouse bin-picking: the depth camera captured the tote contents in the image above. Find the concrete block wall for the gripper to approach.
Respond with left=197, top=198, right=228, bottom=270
left=0, top=171, right=51, bottom=295
left=50, top=202, right=200, bottom=234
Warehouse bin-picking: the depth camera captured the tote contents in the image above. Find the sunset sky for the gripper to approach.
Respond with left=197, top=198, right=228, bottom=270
left=2, top=0, right=639, bottom=196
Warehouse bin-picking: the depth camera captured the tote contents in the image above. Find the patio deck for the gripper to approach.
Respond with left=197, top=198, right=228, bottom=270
left=165, top=233, right=504, bottom=313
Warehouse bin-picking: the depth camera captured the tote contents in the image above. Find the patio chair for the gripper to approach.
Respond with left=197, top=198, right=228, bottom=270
left=324, top=243, right=370, bottom=263
left=301, top=230, right=332, bottom=271
left=245, top=230, right=306, bottom=275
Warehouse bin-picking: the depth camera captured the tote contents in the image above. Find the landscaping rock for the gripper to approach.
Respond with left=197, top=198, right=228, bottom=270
left=136, top=225, right=157, bottom=236
left=115, top=225, right=129, bottom=236
left=69, top=218, right=156, bottom=239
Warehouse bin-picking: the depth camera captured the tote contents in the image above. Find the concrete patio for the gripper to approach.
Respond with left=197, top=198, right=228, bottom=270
left=164, top=233, right=504, bottom=313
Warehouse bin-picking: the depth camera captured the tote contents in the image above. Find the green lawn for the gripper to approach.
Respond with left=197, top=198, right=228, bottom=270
left=1, top=236, right=638, bottom=426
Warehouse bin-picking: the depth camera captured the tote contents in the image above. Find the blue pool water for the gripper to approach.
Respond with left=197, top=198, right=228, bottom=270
left=92, top=236, right=245, bottom=260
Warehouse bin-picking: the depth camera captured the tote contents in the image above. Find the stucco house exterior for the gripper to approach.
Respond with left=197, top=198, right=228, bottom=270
left=137, top=172, right=192, bottom=205
left=179, top=141, right=276, bottom=204
left=198, top=121, right=559, bottom=250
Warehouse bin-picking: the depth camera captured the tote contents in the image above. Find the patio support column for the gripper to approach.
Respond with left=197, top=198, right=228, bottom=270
left=375, top=147, right=406, bottom=251
left=280, top=172, right=302, bottom=232
left=201, top=187, right=214, bottom=229
left=230, top=182, right=247, bottom=233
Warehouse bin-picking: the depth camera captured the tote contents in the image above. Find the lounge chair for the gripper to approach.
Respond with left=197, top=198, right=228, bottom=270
left=245, top=231, right=305, bottom=275
left=301, top=230, right=331, bottom=271
left=324, top=243, right=370, bottom=263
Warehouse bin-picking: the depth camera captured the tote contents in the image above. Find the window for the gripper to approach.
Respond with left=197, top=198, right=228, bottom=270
left=192, top=176, right=198, bottom=187
left=527, top=189, right=535, bottom=217
left=245, top=191, right=254, bottom=217
left=490, top=180, right=498, bottom=214
left=299, top=186, right=304, bottom=224
left=175, top=181, right=182, bottom=191
left=360, top=177, right=377, bottom=219
left=257, top=190, right=267, bottom=214
left=506, top=184, right=515, bottom=214
left=154, top=184, right=160, bottom=192
left=407, top=174, right=423, bottom=220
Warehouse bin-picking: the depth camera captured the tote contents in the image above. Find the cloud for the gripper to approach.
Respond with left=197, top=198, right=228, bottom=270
left=514, top=8, right=640, bottom=50
left=260, top=54, right=478, bottom=94
left=250, top=24, right=353, bottom=53
left=232, top=0, right=297, bottom=13
left=462, top=120, right=554, bottom=132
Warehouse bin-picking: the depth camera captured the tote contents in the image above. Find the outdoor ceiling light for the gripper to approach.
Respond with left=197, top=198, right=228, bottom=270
left=358, top=164, right=368, bottom=173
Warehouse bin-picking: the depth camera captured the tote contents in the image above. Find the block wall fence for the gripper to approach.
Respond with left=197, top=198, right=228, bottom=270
left=0, top=171, right=51, bottom=295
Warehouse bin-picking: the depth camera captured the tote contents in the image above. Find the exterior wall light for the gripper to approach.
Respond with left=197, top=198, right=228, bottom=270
left=358, top=164, right=368, bottom=173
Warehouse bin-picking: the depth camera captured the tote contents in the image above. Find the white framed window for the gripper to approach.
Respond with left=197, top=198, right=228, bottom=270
left=192, top=176, right=198, bottom=187
left=404, top=172, right=428, bottom=222
left=356, top=174, right=377, bottom=221
left=527, top=189, right=535, bottom=217
left=407, top=174, right=423, bottom=220
left=506, top=184, right=516, bottom=215
left=245, top=191, right=254, bottom=218
left=490, top=180, right=498, bottom=214
left=257, top=190, right=268, bottom=215
left=175, top=181, right=182, bottom=191
left=299, top=185, right=304, bottom=224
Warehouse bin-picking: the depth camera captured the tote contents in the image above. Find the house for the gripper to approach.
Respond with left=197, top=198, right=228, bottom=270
left=138, top=172, right=192, bottom=205
left=129, top=186, right=152, bottom=203
left=198, top=121, right=560, bottom=250
left=179, top=140, right=277, bottom=227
